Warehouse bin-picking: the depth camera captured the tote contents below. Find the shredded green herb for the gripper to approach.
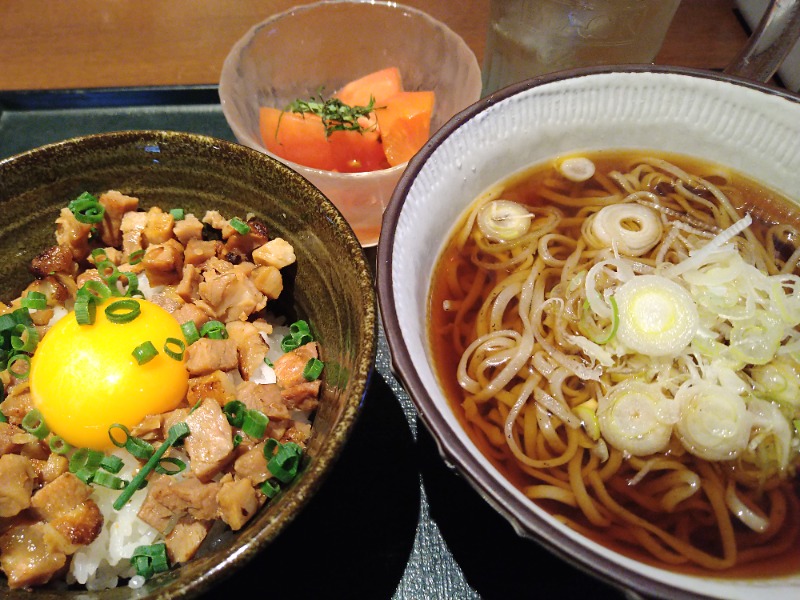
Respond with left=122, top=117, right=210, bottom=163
left=282, top=92, right=378, bottom=138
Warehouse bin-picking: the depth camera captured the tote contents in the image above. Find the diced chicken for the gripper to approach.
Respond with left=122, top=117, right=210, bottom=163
left=223, top=217, right=270, bottom=257
left=55, top=207, right=93, bottom=262
left=0, top=454, right=35, bottom=517
left=187, top=370, right=237, bottom=408
left=281, top=381, right=321, bottom=413
left=171, top=299, right=211, bottom=329
left=250, top=265, right=283, bottom=300
left=30, top=473, right=103, bottom=548
left=31, top=452, right=69, bottom=485
left=148, top=289, right=183, bottom=314
left=24, top=274, right=75, bottom=308
left=233, top=441, right=269, bottom=484
left=198, top=261, right=267, bottom=322
left=75, top=267, right=104, bottom=289
left=236, top=381, right=291, bottom=420
left=30, top=244, right=75, bottom=277
left=0, top=522, right=69, bottom=589
left=98, top=190, right=139, bottom=247
left=282, top=421, right=312, bottom=447
left=273, top=342, right=319, bottom=389
left=175, top=264, right=202, bottom=303
left=138, top=473, right=220, bottom=533
left=166, top=517, right=211, bottom=563
left=120, top=210, right=148, bottom=259
left=217, top=475, right=260, bottom=531
left=130, top=413, right=164, bottom=442
left=184, top=399, right=235, bottom=481
left=252, top=237, right=296, bottom=269
left=226, top=320, right=269, bottom=380
left=173, top=213, right=204, bottom=246
left=0, top=422, right=36, bottom=455
left=202, top=210, right=233, bottom=237
left=143, top=238, right=185, bottom=286
left=143, top=206, right=175, bottom=245
left=184, top=239, right=222, bottom=266
left=185, top=337, right=239, bottom=377
left=0, top=387, right=33, bottom=427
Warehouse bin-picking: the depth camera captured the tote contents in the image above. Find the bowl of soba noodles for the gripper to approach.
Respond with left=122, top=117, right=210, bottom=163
left=376, top=13, right=800, bottom=599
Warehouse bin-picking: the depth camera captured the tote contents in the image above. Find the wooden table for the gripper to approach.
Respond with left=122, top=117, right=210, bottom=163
left=0, top=0, right=750, bottom=92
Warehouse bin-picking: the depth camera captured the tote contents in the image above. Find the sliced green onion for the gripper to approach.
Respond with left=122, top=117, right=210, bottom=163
left=0, top=314, right=16, bottom=333
left=232, top=433, right=243, bottom=448
left=261, top=479, right=280, bottom=498
left=242, top=409, right=268, bottom=439
left=229, top=217, right=251, bottom=235
left=265, top=440, right=303, bottom=483
left=200, top=320, right=227, bottom=339
left=74, top=294, right=97, bottom=325
left=100, top=454, right=124, bottom=474
left=132, top=341, right=158, bottom=365
left=153, top=456, right=186, bottom=475
left=113, top=422, right=190, bottom=510
left=8, top=355, right=31, bottom=379
left=21, top=408, right=49, bottom=439
left=49, top=435, right=73, bottom=455
left=11, top=323, right=38, bottom=353
left=105, top=299, right=141, bottom=323
left=131, top=543, right=170, bottom=580
left=223, top=400, right=247, bottom=428
left=128, top=248, right=145, bottom=266
left=21, top=291, right=47, bottom=310
left=280, top=319, right=314, bottom=352
left=91, top=247, right=109, bottom=262
left=181, top=321, right=200, bottom=345
left=68, top=192, right=105, bottom=224
left=92, top=471, right=128, bottom=490
left=302, top=357, right=324, bottom=381
left=263, top=356, right=274, bottom=367
left=108, top=423, right=155, bottom=460
left=163, top=337, right=185, bottom=361
left=80, top=279, right=113, bottom=300
left=169, top=208, right=185, bottom=221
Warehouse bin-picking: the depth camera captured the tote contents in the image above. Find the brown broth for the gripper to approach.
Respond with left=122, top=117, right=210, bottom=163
left=427, top=150, right=800, bottom=578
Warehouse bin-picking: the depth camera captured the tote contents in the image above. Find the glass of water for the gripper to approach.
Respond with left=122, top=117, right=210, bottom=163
left=482, top=0, right=682, bottom=95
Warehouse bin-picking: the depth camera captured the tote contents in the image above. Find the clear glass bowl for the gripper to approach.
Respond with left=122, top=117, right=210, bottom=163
left=219, top=0, right=482, bottom=246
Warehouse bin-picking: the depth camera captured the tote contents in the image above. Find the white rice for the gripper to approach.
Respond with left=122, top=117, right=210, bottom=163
left=67, top=451, right=160, bottom=590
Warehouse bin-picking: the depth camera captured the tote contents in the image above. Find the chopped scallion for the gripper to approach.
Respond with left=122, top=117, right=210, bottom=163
left=68, top=192, right=105, bottom=224
left=132, top=341, right=158, bottom=365
left=21, top=291, right=47, bottom=310
left=200, top=320, right=227, bottom=339
left=302, top=357, right=324, bottom=381
left=242, top=409, right=268, bottom=439
left=105, top=299, right=141, bottom=323
left=181, top=320, right=200, bottom=345
left=229, top=217, right=251, bottom=235
left=21, top=408, right=49, bottom=439
left=163, top=337, right=185, bottom=361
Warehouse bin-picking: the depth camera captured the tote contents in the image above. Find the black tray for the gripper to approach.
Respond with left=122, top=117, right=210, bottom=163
left=0, top=87, right=627, bottom=600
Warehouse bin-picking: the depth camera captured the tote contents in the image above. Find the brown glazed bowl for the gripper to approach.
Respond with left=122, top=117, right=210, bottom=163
left=0, top=130, right=376, bottom=598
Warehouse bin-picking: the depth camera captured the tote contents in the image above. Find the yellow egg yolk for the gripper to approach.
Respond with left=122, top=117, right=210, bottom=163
left=30, top=298, right=190, bottom=450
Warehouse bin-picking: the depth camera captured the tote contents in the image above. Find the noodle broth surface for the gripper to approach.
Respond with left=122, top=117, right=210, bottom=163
left=428, top=150, right=800, bottom=578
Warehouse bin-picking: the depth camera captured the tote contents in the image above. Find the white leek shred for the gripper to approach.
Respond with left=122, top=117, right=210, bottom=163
left=597, top=380, right=674, bottom=456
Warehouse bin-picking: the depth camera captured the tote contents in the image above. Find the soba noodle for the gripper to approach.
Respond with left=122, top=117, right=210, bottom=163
left=429, top=152, right=800, bottom=573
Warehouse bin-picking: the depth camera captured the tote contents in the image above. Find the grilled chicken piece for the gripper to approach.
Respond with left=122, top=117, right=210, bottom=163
left=98, top=190, right=139, bottom=248
left=143, top=206, right=175, bottom=245
left=173, top=213, right=204, bottom=246
left=236, top=381, right=291, bottom=420
left=30, top=244, right=75, bottom=277
left=187, top=370, right=237, bottom=408
left=0, top=522, right=69, bottom=589
left=30, top=472, right=103, bottom=547
left=198, top=260, right=267, bottom=322
left=185, top=337, right=239, bottom=377
left=55, top=207, right=93, bottom=262
left=216, top=475, right=261, bottom=531
left=184, top=399, right=235, bottom=481
left=252, top=237, right=296, bottom=269
left=138, top=473, right=221, bottom=533
left=233, top=441, right=269, bottom=484
left=175, top=264, right=202, bottom=303
left=226, top=320, right=269, bottom=380
left=273, top=342, right=319, bottom=389
left=0, top=454, right=35, bottom=517
left=166, top=517, right=211, bottom=563
left=143, top=238, right=185, bottom=286
left=120, top=210, right=148, bottom=259
left=184, top=239, right=222, bottom=266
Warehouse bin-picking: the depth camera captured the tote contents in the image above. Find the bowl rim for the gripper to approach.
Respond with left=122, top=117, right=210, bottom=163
left=376, top=64, right=800, bottom=600
left=217, top=0, right=480, bottom=181
left=0, top=129, right=379, bottom=598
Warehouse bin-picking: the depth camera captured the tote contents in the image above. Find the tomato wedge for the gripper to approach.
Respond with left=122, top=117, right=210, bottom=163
left=376, top=91, right=435, bottom=166
left=334, top=66, right=403, bottom=107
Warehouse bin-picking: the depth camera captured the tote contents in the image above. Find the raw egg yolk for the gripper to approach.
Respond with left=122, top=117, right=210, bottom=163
left=30, top=298, right=189, bottom=450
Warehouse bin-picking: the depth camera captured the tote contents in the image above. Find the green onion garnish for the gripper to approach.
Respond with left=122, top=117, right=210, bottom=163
left=11, top=323, right=38, bottom=353
left=229, top=217, right=251, bottom=235
left=8, top=355, right=31, bottom=379
left=74, top=294, right=98, bottom=325
left=264, top=439, right=303, bottom=483
left=261, top=479, right=280, bottom=498
left=163, top=337, right=185, bottom=361
left=132, top=341, right=158, bottom=365
left=92, top=471, right=128, bottom=490
left=169, top=208, right=185, bottom=221
left=131, top=543, right=170, bottom=580
left=153, top=456, right=186, bottom=475
left=113, top=422, right=190, bottom=510
left=302, top=357, right=324, bottom=381
left=128, top=248, right=145, bottom=265
left=105, top=299, right=141, bottom=323
left=200, top=320, right=227, bottom=339
left=49, top=435, right=73, bottom=455
left=68, top=192, right=105, bottom=224
left=280, top=319, right=314, bottom=352
left=108, top=423, right=155, bottom=460
left=223, top=400, right=247, bottom=428
left=81, top=279, right=113, bottom=300
left=242, top=409, right=268, bottom=439
left=21, top=408, right=49, bottom=439
left=21, top=291, right=47, bottom=310
left=100, top=454, right=124, bottom=474
left=181, top=320, right=200, bottom=345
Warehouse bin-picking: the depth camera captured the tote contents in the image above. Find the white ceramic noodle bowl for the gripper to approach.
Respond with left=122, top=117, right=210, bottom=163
left=377, top=66, right=800, bottom=600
